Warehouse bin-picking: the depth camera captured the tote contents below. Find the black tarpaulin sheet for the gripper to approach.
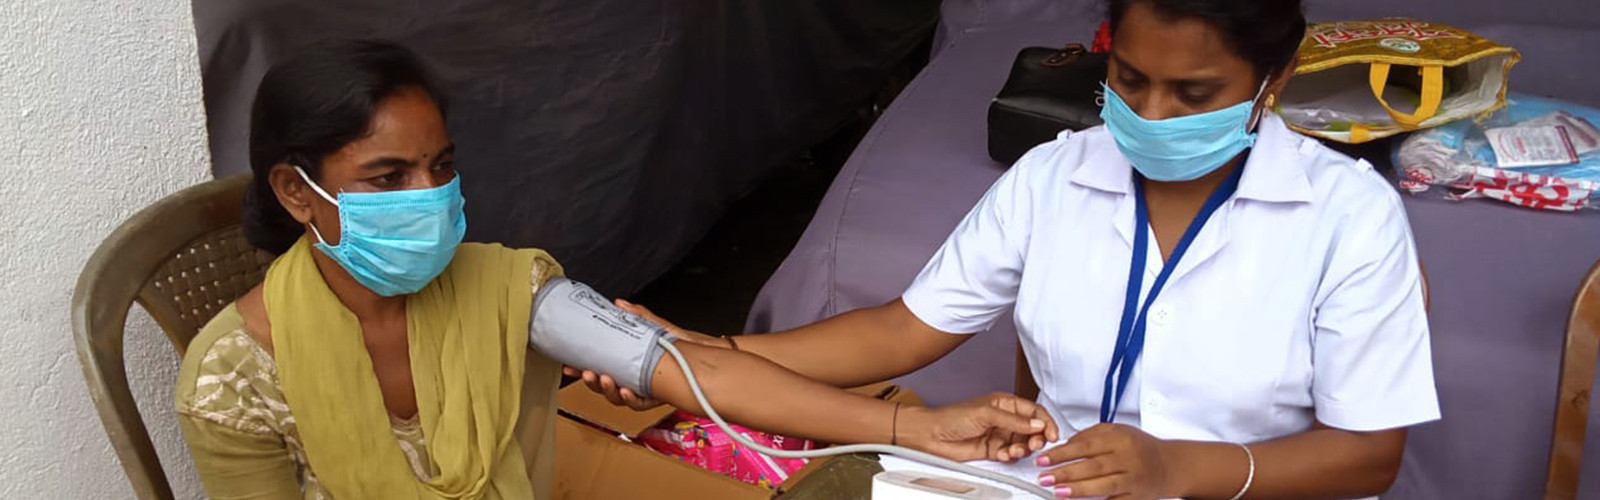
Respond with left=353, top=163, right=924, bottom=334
left=194, top=0, right=939, bottom=295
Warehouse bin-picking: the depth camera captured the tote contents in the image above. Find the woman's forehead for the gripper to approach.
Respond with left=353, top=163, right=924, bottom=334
left=325, top=89, right=450, bottom=170
left=1112, top=2, right=1253, bottom=80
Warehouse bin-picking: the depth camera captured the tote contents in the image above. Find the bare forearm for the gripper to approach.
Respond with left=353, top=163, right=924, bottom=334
left=1165, top=427, right=1405, bottom=500
left=647, top=341, right=904, bottom=445
left=735, top=300, right=964, bottom=388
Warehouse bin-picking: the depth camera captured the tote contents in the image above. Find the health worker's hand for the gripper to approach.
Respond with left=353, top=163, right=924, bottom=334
left=1035, top=423, right=1176, bottom=499
left=899, top=392, right=1060, bottom=463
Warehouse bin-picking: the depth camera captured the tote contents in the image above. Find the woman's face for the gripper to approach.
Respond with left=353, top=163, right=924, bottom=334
left=272, top=86, right=455, bottom=243
left=1107, top=2, right=1287, bottom=122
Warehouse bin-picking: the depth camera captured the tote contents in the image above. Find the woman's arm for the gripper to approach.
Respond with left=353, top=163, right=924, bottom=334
left=1035, top=422, right=1404, bottom=499
left=681, top=299, right=969, bottom=387
left=1166, top=424, right=1405, bottom=499
left=647, top=341, right=1059, bottom=461
left=178, top=415, right=304, bottom=500
left=569, top=299, right=968, bottom=409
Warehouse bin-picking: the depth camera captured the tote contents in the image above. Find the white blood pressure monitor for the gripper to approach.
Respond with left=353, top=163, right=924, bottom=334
left=872, top=471, right=1013, bottom=499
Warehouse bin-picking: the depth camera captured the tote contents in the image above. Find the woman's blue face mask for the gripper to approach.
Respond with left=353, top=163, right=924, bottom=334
left=295, top=166, right=466, bottom=296
left=1099, top=79, right=1268, bottom=181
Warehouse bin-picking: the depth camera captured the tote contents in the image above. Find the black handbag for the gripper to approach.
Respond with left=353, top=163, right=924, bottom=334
left=987, top=43, right=1109, bottom=166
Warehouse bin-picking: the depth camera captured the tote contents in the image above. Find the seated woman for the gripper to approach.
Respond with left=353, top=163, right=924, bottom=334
left=174, top=39, right=1055, bottom=499
left=579, top=0, right=1441, bottom=499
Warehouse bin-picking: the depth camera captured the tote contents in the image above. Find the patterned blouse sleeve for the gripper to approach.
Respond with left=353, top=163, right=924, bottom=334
left=527, top=249, right=565, bottom=294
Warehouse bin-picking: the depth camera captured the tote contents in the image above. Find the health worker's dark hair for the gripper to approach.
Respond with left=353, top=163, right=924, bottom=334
left=1107, top=0, right=1306, bottom=80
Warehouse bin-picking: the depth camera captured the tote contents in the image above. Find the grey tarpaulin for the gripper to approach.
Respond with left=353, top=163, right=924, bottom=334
left=192, top=0, right=939, bottom=296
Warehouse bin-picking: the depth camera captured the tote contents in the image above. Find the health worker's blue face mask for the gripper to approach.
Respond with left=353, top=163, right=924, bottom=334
left=295, top=166, right=466, bottom=296
left=1099, top=79, right=1268, bottom=182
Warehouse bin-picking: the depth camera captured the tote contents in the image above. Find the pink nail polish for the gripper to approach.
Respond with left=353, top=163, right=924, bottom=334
left=1054, top=486, right=1072, bottom=498
left=1036, top=456, right=1050, bottom=466
left=1038, top=475, right=1056, bottom=487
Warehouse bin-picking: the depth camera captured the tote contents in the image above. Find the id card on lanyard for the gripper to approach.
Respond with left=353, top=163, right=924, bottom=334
left=1098, top=158, right=1247, bottom=423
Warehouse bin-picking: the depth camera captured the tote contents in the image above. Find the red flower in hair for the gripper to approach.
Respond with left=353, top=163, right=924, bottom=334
left=1091, top=21, right=1112, bottom=53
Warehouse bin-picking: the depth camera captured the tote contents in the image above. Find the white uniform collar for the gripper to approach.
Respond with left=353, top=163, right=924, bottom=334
left=1069, top=114, right=1315, bottom=204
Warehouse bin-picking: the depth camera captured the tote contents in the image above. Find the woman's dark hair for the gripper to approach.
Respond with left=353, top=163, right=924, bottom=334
left=243, top=39, right=448, bottom=254
left=1107, top=0, right=1306, bottom=80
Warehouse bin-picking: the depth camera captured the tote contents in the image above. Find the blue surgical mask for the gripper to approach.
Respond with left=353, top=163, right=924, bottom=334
left=1099, top=81, right=1267, bottom=181
left=294, top=166, right=467, bottom=296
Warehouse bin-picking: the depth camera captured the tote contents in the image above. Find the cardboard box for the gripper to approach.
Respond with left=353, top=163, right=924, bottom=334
left=552, top=381, right=922, bottom=499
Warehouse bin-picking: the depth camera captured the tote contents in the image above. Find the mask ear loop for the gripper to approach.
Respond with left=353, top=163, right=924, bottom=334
left=1247, top=75, right=1274, bottom=132
left=293, top=166, right=340, bottom=206
left=293, top=165, right=340, bottom=246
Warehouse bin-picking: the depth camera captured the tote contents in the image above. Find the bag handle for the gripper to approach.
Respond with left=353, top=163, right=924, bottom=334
left=1043, top=43, right=1089, bottom=67
left=1369, top=63, right=1444, bottom=129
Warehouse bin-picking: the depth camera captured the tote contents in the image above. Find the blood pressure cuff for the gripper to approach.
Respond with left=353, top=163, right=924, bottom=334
left=530, top=277, right=676, bottom=398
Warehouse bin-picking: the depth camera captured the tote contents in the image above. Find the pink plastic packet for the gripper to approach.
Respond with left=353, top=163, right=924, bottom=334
left=638, top=410, right=814, bottom=489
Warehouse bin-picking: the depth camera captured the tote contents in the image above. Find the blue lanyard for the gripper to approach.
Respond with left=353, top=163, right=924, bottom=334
left=1098, top=161, right=1246, bottom=423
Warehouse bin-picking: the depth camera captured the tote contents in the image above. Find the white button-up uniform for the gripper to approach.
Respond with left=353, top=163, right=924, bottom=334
left=903, top=115, right=1440, bottom=452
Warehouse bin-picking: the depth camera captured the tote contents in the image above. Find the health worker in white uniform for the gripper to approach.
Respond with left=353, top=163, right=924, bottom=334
left=576, top=0, right=1440, bottom=498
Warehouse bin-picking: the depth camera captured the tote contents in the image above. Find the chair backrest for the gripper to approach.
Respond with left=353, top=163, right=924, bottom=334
left=1545, top=259, right=1600, bottom=500
left=71, top=175, right=274, bottom=500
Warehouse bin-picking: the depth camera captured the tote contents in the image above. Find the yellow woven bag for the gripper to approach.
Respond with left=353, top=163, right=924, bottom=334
left=1278, top=18, right=1520, bottom=143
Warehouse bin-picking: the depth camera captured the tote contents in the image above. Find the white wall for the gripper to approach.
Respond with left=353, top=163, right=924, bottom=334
left=1, top=0, right=212, bottom=498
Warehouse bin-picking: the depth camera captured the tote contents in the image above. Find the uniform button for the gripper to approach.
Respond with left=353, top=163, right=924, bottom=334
left=1151, top=305, right=1173, bottom=326
left=1146, top=391, right=1165, bottom=412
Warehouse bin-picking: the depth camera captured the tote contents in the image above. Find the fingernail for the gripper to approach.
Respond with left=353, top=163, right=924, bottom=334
left=1037, top=475, right=1055, bottom=487
left=1036, top=455, right=1050, bottom=466
left=1054, top=486, right=1072, bottom=498
left=1030, top=419, right=1045, bottom=430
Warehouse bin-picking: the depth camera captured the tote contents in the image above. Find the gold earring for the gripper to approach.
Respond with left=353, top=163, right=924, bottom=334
left=1265, top=94, right=1277, bottom=108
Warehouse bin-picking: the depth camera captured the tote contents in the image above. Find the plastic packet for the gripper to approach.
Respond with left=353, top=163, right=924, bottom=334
left=1394, top=93, right=1600, bottom=211
left=638, top=411, right=814, bottom=489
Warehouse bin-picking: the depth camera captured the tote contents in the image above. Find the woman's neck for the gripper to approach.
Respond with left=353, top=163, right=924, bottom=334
left=1138, top=153, right=1247, bottom=261
left=309, top=250, right=406, bottom=321
left=1140, top=154, right=1244, bottom=200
